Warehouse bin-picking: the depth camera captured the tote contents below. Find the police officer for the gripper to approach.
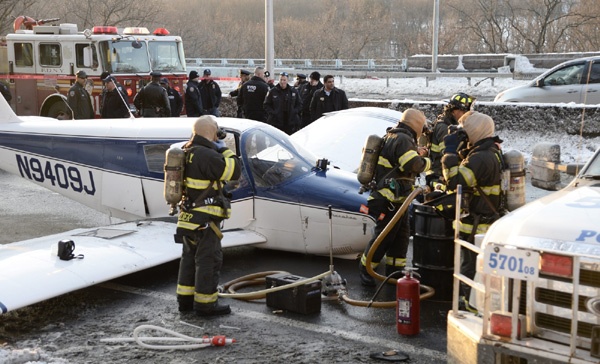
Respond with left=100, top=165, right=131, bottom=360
left=229, top=69, right=251, bottom=118
left=133, top=71, right=170, bottom=117
left=358, top=109, right=431, bottom=286
left=199, top=69, right=222, bottom=117
left=175, top=115, right=241, bottom=316
left=101, top=76, right=130, bottom=118
left=310, top=75, right=348, bottom=122
left=441, top=111, right=502, bottom=312
left=263, top=72, right=302, bottom=134
left=67, top=70, right=94, bottom=119
left=238, top=66, right=269, bottom=122
left=0, top=81, right=11, bottom=105
left=427, top=92, right=475, bottom=188
left=160, top=78, right=183, bottom=117
left=299, top=72, right=323, bottom=127
left=185, top=70, right=203, bottom=117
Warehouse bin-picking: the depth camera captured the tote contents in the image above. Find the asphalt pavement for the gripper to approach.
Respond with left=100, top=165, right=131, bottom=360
left=0, top=169, right=450, bottom=363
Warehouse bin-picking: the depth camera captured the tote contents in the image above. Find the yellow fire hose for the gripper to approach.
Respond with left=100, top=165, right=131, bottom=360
left=340, top=187, right=435, bottom=308
left=218, top=187, right=435, bottom=308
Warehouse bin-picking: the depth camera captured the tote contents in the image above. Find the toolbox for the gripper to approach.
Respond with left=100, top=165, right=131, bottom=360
left=265, top=273, right=322, bottom=314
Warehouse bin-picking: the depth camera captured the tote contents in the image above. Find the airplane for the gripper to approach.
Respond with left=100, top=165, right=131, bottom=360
left=0, top=96, right=403, bottom=314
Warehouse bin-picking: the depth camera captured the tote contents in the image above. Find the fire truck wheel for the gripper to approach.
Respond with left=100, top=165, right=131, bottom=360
left=47, top=102, right=72, bottom=120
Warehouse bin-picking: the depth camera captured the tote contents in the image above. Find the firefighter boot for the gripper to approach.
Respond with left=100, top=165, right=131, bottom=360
left=177, top=296, right=194, bottom=312
left=359, top=261, right=376, bottom=287
left=385, top=264, right=404, bottom=279
left=195, top=301, right=231, bottom=317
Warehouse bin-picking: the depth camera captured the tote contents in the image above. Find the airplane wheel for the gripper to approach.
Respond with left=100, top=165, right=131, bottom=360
left=47, top=102, right=71, bottom=119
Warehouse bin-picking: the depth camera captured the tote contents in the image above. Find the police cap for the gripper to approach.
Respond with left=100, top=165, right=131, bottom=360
left=100, top=71, right=111, bottom=80
left=203, top=69, right=211, bottom=76
left=296, top=73, right=307, bottom=80
left=189, top=70, right=200, bottom=80
left=159, top=77, right=169, bottom=85
left=75, top=70, right=88, bottom=79
left=150, top=71, right=162, bottom=77
left=240, top=69, right=251, bottom=76
left=102, top=75, right=116, bottom=83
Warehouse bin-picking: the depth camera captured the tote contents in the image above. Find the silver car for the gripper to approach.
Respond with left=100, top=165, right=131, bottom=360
left=495, top=56, right=600, bottom=104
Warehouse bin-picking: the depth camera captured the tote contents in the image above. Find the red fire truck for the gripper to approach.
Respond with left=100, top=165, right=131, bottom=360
left=0, top=16, right=187, bottom=118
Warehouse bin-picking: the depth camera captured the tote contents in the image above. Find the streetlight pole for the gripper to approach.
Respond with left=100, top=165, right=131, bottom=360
left=432, top=0, right=440, bottom=74
left=265, top=0, right=275, bottom=76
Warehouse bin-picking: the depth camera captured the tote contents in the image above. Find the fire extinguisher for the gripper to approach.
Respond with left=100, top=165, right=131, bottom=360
left=396, top=267, right=420, bottom=336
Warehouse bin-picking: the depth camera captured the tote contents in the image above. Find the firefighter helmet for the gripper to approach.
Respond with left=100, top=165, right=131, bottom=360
left=447, top=93, right=475, bottom=112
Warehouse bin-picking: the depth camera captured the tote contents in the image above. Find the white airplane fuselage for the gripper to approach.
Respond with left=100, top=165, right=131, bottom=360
left=0, top=101, right=375, bottom=258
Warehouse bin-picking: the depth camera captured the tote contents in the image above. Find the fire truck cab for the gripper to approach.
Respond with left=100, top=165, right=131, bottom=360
left=1, top=20, right=187, bottom=118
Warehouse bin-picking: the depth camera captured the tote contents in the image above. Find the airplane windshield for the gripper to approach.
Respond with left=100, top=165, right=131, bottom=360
left=244, top=128, right=317, bottom=187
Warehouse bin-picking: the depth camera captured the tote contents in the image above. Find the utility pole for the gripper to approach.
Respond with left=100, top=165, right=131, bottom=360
left=432, top=0, right=440, bottom=74
left=265, top=0, right=275, bottom=77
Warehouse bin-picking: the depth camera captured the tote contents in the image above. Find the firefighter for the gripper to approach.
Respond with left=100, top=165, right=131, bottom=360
left=100, top=76, right=130, bottom=118
left=229, top=69, right=251, bottom=118
left=175, top=115, right=241, bottom=316
left=427, top=92, right=475, bottom=188
left=67, top=70, right=94, bottom=119
left=185, top=70, right=203, bottom=117
left=133, top=71, right=170, bottom=117
left=441, top=111, right=503, bottom=312
left=358, top=108, right=431, bottom=286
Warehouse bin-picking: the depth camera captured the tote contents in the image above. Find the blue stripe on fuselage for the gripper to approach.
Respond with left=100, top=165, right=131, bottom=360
left=0, top=131, right=184, bottom=179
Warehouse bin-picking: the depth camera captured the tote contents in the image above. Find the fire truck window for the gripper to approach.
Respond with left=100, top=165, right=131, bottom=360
left=148, top=41, right=185, bottom=72
left=76, top=44, right=98, bottom=69
left=14, top=43, right=33, bottom=67
left=39, top=43, right=61, bottom=67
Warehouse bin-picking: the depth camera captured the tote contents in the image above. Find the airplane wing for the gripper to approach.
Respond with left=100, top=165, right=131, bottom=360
left=0, top=220, right=266, bottom=314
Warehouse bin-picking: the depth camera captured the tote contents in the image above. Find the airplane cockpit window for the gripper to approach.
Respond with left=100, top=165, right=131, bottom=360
left=244, top=128, right=316, bottom=187
left=142, top=132, right=238, bottom=175
left=144, top=143, right=171, bottom=173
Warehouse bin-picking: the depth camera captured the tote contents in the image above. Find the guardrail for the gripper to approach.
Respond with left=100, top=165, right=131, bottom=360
left=186, top=58, right=542, bottom=85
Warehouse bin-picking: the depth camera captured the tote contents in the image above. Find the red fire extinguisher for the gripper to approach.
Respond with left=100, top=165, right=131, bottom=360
left=396, top=268, right=420, bottom=335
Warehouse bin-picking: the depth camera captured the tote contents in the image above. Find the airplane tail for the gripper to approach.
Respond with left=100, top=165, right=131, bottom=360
left=0, top=92, right=22, bottom=124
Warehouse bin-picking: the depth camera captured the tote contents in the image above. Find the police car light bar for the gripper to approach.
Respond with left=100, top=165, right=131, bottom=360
left=92, top=26, right=118, bottom=35
left=123, top=27, right=150, bottom=35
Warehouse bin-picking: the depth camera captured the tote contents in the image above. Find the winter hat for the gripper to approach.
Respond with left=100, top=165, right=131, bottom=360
left=459, top=111, right=495, bottom=144
left=192, top=115, right=219, bottom=141
left=400, top=108, right=427, bottom=140
left=189, top=70, right=200, bottom=80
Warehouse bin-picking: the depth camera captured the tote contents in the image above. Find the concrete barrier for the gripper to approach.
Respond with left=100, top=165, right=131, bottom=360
left=219, top=98, right=600, bottom=137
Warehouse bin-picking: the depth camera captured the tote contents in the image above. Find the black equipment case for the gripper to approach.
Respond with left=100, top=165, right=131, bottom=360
left=265, top=273, right=322, bottom=314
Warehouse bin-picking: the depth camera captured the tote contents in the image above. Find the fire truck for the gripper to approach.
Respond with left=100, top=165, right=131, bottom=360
left=0, top=16, right=187, bottom=118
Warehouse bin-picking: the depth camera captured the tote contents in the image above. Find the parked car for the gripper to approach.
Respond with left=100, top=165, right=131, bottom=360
left=495, top=56, right=600, bottom=104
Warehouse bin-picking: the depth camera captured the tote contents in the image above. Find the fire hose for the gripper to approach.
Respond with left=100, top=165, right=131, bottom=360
left=100, top=324, right=235, bottom=350
left=340, top=187, right=435, bottom=308
left=219, top=187, right=435, bottom=308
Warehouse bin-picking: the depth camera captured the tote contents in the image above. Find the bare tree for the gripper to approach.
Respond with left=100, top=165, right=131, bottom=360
left=0, top=0, right=39, bottom=35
